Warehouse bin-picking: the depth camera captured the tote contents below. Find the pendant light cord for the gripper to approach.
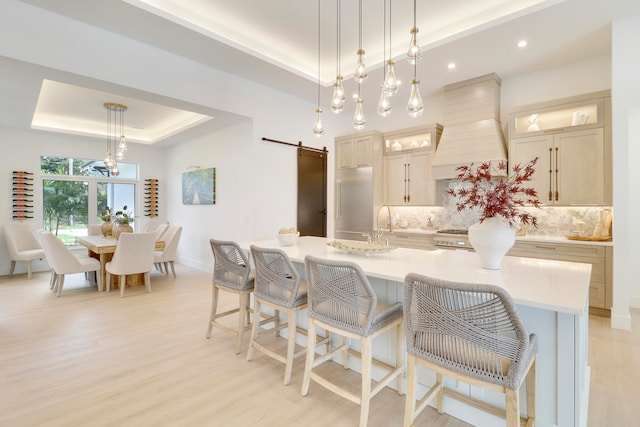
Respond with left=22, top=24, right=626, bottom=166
left=336, top=0, right=341, bottom=76
left=317, top=0, right=321, bottom=107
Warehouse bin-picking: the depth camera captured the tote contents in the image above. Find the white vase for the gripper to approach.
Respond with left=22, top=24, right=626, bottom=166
left=468, top=217, right=516, bottom=270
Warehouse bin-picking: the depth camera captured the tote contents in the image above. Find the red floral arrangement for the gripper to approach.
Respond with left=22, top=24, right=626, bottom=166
left=447, top=158, right=541, bottom=227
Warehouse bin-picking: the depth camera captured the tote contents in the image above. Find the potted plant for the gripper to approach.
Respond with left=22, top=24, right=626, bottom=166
left=447, top=158, right=540, bottom=269
left=112, top=205, right=134, bottom=239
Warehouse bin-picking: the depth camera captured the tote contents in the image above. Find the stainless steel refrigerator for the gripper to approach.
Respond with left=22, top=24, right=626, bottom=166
left=335, top=167, right=373, bottom=241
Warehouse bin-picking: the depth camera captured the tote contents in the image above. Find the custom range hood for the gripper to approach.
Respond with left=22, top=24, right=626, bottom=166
left=432, top=73, right=508, bottom=180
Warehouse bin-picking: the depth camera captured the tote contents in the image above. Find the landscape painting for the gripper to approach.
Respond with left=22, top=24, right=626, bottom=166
left=182, top=167, right=215, bottom=205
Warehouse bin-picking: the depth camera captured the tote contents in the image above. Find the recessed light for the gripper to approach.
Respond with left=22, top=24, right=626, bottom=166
left=447, top=63, right=456, bottom=70
left=517, top=40, right=528, bottom=48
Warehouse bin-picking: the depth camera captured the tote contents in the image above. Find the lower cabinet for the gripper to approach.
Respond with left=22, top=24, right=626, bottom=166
left=386, top=232, right=434, bottom=250
left=508, top=241, right=612, bottom=313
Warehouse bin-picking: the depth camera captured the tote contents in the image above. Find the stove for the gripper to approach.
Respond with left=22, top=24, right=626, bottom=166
left=433, top=229, right=473, bottom=251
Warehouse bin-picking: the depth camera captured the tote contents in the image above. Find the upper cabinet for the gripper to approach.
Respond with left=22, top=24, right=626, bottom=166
left=508, top=91, right=611, bottom=206
left=336, top=132, right=383, bottom=169
left=383, top=124, right=443, bottom=206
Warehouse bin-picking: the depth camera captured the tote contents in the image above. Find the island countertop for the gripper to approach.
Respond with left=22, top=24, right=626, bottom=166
left=240, top=236, right=591, bottom=316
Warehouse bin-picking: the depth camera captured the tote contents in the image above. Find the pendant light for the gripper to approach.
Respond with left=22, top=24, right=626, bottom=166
left=330, top=0, right=345, bottom=114
left=381, top=0, right=398, bottom=97
left=406, top=0, right=423, bottom=117
left=353, top=90, right=365, bottom=130
left=103, top=102, right=127, bottom=177
left=377, top=0, right=392, bottom=117
left=313, top=0, right=325, bottom=137
left=353, top=0, right=367, bottom=84
left=406, top=0, right=421, bottom=64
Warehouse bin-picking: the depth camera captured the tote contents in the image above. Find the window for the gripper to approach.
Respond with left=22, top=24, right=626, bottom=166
left=41, top=156, right=138, bottom=243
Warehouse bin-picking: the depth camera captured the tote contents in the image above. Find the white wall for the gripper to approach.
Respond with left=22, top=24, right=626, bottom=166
left=610, top=15, right=640, bottom=329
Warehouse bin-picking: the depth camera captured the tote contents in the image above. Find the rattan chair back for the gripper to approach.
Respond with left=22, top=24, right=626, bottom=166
left=250, top=245, right=303, bottom=309
left=304, top=255, right=377, bottom=336
left=403, top=273, right=538, bottom=390
left=210, top=239, right=253, bottom=291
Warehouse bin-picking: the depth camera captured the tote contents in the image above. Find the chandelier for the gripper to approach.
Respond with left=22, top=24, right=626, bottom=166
left=103, top=102, right=127, bottom=176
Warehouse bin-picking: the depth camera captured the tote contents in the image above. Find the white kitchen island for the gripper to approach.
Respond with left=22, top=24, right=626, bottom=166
left=238, top=236, right=591, bottom=427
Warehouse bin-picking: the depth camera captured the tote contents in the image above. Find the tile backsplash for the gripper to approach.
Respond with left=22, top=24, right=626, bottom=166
left=386, top=205, right=611, bottom=238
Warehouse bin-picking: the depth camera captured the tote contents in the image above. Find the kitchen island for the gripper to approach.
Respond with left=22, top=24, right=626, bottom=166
left=239, top=236, right=591, bottom=427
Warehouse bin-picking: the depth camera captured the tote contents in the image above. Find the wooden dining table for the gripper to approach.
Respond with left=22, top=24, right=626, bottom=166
left=76, top=235, right=164, bottom=291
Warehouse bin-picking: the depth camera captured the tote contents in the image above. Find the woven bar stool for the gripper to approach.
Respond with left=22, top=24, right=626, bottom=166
left=206, top=239, right=276, bottom=354
left=247, top=245, right=328, bottom=385
left=301, top=255, right=404, bottom=427
left=403, top=273, right=537, bottom=427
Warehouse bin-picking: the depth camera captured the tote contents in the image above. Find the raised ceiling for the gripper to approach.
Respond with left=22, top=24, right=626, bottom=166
left=3, top=0, right=640, bottom=146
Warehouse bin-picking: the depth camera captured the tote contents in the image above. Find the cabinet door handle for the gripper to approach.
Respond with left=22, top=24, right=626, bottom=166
left=404, top=164, right=408, bottom=203
left=336, top=179, right=342, bottom=219
left=555, top=147, right=559, bottom=201
left=548, top=147, right=553, bottom=201
left=406, top=163, right=411, bottom=203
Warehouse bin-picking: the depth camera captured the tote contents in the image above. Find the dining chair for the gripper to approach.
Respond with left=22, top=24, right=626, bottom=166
left=402, top=273, right=537, bottom=427
left=207, top=239, right=277, bottom=354
left=3, top=223, right=45, bottom=279
left=38, top=231, right=102, bottom=296
left=153, top=226, right=182, bottom=277
left=247, top=245, right=328, bottom=385
left=105, top=232, right=156, bottom=297
left=301, top=255, right=404, bottom=427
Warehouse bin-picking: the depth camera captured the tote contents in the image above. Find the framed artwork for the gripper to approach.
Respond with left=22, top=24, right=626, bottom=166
left=182, top=167, right=216, bottom=205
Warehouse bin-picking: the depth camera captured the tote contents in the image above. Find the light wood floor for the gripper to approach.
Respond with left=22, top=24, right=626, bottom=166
left=0, top=266, right=636, bottom=427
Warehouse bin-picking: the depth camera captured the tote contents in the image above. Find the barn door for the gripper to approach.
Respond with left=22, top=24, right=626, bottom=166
left=297, top=147, right=327, bottom=237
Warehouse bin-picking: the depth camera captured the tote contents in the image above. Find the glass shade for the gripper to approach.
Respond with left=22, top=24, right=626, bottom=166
left=407, top=27, right=421, bottom=65
left=313, top=108, right=325, bottom=136
left=377, top=89, right=392, bottom=117
left=354, top=49, right=367, bottom=84
left=352, top=98, right=365, bottom=130
left=382, top=60, right=398, bottom=96
left=407, top=79, right=424, bottom=118
left=330, top=76, right=346, bottom=114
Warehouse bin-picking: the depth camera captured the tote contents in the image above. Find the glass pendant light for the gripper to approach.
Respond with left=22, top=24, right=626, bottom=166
left=406, top=0, right=423, bottom=117
left=377, top=89, right=392, bottom=117
left=377, top=0, right=392, bottom=117
left=406, top=1, right=421, bottom=65
left=103, top=102, right=127, bottom=176
left=353, top=0, right=367, bottom=84
left=382, top=60, right=398, bottom=96
left=330, top=75, right=345, bottom=113
left=407, top=78, right=423, bottom=117
left=353, top=96, right=365, bottom=130
left=381, top=0, right=398, bottom=97
left=312, top=0, right=325, bottom=137
left=330, top=0, right=345, bottom=114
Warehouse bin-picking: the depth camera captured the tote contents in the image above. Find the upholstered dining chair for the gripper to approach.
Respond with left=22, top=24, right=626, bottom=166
left=105, top=232, right=156, bottom=297
left=247, top=245, right=328, bottom=385
left=3, top=223, right=45, bottom=279
left=153, top=226, right=182, bottom=277
left=38, top=231, right=102, bottom=296
left=302, top=255, right=404, bottom=427
left=207, top=239, right=277, bottom=354
left=402, top=273, right=537, bottom=427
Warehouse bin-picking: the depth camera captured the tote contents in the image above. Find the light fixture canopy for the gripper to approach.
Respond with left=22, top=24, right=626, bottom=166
left=103, top=102, right=127, bottom=176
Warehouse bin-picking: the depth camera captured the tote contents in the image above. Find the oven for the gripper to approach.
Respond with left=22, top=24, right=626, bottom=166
left=433, top=229, right=474, bottom=251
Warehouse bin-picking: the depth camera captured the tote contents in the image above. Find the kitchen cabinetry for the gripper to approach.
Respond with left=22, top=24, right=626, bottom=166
left=508, top=91, right=611, bottom=205
left=383, top=124, right=442, bottom=206
left=508, top=241, right=612, bottom=314
left=336, top=132, right=382, bottom=169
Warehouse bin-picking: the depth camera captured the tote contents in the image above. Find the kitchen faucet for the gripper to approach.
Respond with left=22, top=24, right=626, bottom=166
left=375, top=206, right=392, bottom=244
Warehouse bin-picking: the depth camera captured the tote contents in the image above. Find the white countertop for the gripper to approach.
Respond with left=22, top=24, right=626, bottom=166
left=240, top=236, right=591, bottom=316
left=389, top=227, right=613, bottom=246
